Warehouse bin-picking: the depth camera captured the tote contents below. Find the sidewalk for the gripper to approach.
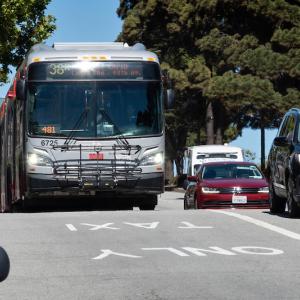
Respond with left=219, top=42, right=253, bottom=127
left=165, top=185, right=184, bottom=193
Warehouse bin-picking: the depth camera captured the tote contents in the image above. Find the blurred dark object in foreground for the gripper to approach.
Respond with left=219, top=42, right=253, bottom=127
left=0, top=246, right=10, bottom=282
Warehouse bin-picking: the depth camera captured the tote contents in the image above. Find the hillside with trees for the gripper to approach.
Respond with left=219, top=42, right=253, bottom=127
left=117, top=0, right=300, bottom=172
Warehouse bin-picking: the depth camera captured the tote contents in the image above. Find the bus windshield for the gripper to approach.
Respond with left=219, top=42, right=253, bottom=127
left=27, top=81, right=163, bottom=138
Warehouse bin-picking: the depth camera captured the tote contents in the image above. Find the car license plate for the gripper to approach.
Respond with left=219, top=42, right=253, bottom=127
left=88, top=153, right=104, bottom=160
left=232, top=195, right=247, bottom=204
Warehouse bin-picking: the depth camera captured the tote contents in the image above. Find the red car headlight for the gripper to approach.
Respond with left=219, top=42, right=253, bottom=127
left=201, top=187, right=220, bottom=194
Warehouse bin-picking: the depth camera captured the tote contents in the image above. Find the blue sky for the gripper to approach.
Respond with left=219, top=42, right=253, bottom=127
left=0, top=0, right=122, bottom=98
left=0, top=0, right=277, bottom=162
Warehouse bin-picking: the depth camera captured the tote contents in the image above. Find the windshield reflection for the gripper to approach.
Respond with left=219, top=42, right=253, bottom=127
left=28, top=82, right=162, bottom=138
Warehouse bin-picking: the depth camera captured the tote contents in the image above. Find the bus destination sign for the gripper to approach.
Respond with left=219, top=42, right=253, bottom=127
left=28, top=61, right=160, bottom=81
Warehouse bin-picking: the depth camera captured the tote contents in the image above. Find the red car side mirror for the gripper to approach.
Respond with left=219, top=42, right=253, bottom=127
left=187, top=176, right=198, bottom=182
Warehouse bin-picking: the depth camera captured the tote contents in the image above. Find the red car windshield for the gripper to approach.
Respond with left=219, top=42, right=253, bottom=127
left=201, top=164, right=263, bottom=180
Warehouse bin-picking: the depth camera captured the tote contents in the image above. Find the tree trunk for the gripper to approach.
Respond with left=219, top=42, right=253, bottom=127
left=260, top=111, right=265, bottom=171
left=215, top=127, right=223, bottom=144
left=214, top=101, right=224, bottom=144
left=164, top=159, right=173, bottom=185
left=197, top=127, right=201, bottom=145
left=206, top=101, right=214, bottom=144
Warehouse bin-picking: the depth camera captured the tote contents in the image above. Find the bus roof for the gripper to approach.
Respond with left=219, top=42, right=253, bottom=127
left=26, top=42, right=159, bottom=65
left=188, top=145, right=243, bottom=153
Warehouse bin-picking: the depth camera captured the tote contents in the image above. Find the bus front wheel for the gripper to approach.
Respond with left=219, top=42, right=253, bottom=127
left=138, top=195, right=157, bottom=211
left=0, top=196, right=11, bottom=213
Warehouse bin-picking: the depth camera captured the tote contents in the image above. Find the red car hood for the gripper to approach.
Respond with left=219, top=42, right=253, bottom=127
left=201, top=178, right=268, bottom=188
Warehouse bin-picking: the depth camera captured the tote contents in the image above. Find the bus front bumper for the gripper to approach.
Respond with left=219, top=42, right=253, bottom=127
left=27, top=172, right=164, bottom=198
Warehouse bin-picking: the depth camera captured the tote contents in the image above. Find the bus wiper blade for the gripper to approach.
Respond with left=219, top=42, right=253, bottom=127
left=63, top=90, right=91, bottom=146
left=64, top=109, right=88, bottom=146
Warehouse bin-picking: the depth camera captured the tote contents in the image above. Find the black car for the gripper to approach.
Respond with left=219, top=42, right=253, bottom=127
left=267, top=108, right=300, bottom=217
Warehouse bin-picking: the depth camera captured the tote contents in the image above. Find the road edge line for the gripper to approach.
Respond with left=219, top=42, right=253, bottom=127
left=209, top=210, right=300, bottom=240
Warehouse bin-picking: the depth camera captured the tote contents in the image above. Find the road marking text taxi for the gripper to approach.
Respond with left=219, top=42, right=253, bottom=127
left=65, top=221, right=213, bottom=231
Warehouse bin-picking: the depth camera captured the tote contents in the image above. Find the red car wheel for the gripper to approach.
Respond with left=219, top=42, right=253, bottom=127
left=194, top=194, right=199, bottom=209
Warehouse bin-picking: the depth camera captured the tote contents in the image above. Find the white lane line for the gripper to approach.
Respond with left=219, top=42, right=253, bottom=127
left=178, top=221, right=213, bottom=229
left=209, top=210, right=300, bottom=240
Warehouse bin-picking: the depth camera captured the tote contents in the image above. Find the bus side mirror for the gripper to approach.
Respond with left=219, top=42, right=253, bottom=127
left=162, top=71, right=174, bottom=109
left=16, top=80, right=26, bottom=100
left=165, top=89, right=174, bottom=109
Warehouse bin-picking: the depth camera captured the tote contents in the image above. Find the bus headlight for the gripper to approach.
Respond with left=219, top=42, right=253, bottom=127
left=140, top=152, right=164, bottom=166
left=27, top=153, right=53, bottom=167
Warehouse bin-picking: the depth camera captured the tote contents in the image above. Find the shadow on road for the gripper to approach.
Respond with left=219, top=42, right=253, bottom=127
left=262, top=210, right=300, bottom=219
left=12, top=197, right=135, bottom=213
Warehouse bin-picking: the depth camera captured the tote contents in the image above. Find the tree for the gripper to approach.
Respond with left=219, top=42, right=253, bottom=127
left=116, top=0, right=300, bottom=171
left=0, top=0, right=56, bottom=84
left=243, top=149, right=256, bottom=162
left=117, top=0, right=211, bottom=171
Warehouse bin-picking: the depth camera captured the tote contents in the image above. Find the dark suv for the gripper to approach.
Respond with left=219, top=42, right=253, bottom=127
left=267, top=108, right=300, bottom=217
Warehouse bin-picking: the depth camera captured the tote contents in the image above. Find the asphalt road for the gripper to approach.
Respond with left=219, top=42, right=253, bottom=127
left=1, top=191, right=300, bottom=300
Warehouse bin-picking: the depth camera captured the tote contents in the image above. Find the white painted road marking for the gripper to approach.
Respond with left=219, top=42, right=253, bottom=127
left=123, top=222, right=160, bottom=229
left=65, top=224, right=77, bottom=231
left=141, top=247, right=190, bottom=256
left=182, top=247, right=237, bottom=256
left=178, top=221, right=213, bottom=229
left=92, top=246, right=284, bottom=260
left=231, top=246, right=284, bottom=255
left=65, top=222, right=213, bottom=231
left=80, top=223, right=120, bottom=230
left=92, top=249, right=142, bottom=260
left=210, top=210, right=300, bottom=240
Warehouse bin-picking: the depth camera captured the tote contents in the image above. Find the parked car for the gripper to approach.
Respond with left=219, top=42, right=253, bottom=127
left=184, top=161, right=269, bottom=209
left=267, top=107, right=300, bottom=217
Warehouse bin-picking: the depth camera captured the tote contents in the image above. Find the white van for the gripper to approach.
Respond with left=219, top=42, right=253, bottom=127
left=185, top=144, right=244, bottom=176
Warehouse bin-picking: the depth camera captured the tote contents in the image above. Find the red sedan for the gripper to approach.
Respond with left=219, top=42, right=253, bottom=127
left=184, top=161, right=270, bottom=209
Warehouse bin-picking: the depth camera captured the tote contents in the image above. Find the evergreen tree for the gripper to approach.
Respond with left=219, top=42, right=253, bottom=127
left=0, top=0, right=56, bottom=83
left=117, top=0, right=300, bottom=171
